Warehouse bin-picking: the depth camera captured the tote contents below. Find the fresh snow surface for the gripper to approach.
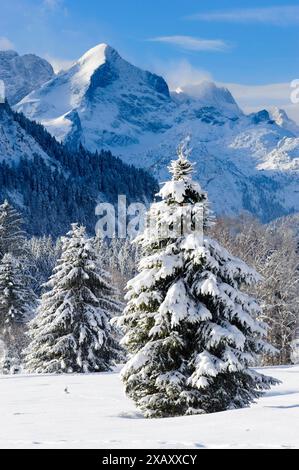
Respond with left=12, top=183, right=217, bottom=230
left=0, top=365, right=298, bottom=449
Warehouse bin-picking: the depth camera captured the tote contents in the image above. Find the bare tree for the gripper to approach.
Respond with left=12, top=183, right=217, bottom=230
left=211, top=215, right=299, bottom=365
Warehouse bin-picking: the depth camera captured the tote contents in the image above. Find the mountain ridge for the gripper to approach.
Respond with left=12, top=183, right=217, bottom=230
left=0, top=100, right=158, bottom=236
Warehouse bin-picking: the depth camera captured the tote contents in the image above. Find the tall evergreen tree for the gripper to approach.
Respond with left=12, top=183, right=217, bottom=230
left=0, top=200, right=26, bottom=259
left=0, top=254, right=36, bottom=374
left=25, top=224, right=122, bottom=374
left=117, top=142, right=278, bottom=418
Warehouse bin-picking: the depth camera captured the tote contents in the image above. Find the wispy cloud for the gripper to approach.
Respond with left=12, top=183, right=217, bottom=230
left=151, top=59, right=212, bottom=91
left=152, top=58, right=299, bottom=123
left=44, top=54, right=74, bottom=73
left=186, top=6, right=299, bottom=25
left=42, top=0, right=68, bottom=15
left=148, top=35, right=230, bottom=52
left=43, top=0, right=63, bottom=9
left=0, top=37, right=14, bottom=51
left=222, top=81, right=299, bottom=123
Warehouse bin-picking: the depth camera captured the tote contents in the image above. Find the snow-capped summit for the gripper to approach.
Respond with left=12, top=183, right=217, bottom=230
left=77, top=43, right=108, bottom=71
left=14, top=44, right=299, bottom=222
left=16, top=43, right=170, bottom=144
left=0, top=50, right=54, bottom=105
left=173, top=80, right=242, bottom=118
left=269, top=107, right=299, bottom=136
left=14, top=45, right=108, bottom=124
left=77, top=43, right=169, bottom=95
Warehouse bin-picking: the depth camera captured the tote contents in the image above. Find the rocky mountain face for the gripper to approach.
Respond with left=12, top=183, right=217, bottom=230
left=14, top=44, right=299, bottom=222
left=270, top=107, right=299, bottom=136
left=0, top=51, right=54, bottom=105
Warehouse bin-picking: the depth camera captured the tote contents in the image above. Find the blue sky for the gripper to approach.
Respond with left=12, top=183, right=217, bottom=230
left=0, top=0, right=298, bottom=120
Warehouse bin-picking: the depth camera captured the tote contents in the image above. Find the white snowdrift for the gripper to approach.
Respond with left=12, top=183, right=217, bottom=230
left=0, top=365, right=298, bottom=449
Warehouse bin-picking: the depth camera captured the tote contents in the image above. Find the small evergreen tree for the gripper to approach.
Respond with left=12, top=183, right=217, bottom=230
left=25, top=224, right=122, bottom=373
left=0, top=200, right=26, bottom=259
left=0, top=254, right=36, bottom=374
left=117, top=142, right=278, bottom=418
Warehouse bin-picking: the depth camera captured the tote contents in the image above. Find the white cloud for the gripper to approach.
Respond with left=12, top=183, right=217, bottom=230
left=187, top=6, right=299, bottom=25
left=0, top=37, right=14, bottom=51
left=151, top=59, right=212, bottom=90
left=43, top=0, right=63, bottom=9
left=219, top=82, right=291, bottom=105
left=153, top=58, right=299, bottom=123
left=42, top=0, right=67, bottom=14
left=44, top=54, right=74, bottom=73
left=220, top=81, right=299, bottom=123
left=148, top=35, right=230, bottom=52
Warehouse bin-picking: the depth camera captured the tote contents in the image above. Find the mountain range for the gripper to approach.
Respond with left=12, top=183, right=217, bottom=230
left=0, top=100, right=157, bottom=236
left=1, top=43, right=299, bottom=224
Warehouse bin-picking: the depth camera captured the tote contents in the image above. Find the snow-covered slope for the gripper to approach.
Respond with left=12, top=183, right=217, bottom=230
left=15, top=44, right=299, bottom=221
left=0, top=101, right=53, bottom=166
left=0, top=365, right=298, bottom=449
left=0, top=51, right=54, bottom=105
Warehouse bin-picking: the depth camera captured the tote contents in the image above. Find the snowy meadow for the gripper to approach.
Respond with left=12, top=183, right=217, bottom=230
left=0, top=0, right=299, bottom=454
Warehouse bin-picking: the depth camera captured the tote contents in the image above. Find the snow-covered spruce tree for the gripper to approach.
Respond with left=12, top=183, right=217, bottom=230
left=0, top=200, right=26, bottom=259
left=0, top=254, right=36, bottom=374
left=25, top=224, right=122, bottom=374
left=117, top=143, right=278, bottom=418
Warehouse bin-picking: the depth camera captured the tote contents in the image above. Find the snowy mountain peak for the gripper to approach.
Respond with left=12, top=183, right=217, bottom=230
left=76, top=43, right=110, bottom=81
left=191, top=80, right=237, bottom=106
left=173, top=80, right=242, bottom=118
left=78, top=43, right=109, bottom=61
left=16, top=44, right=169, bottom=129
left=77, top=43, right=123, bottom=66
left=57, top=43, right=117, bottom=93
left=15, top=43, right=171, bottom=142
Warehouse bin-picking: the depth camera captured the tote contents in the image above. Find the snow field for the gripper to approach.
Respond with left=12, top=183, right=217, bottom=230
left=0, top=365, right=298, bottom=449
